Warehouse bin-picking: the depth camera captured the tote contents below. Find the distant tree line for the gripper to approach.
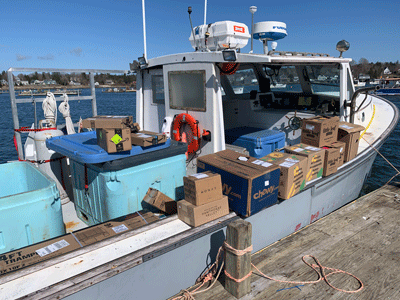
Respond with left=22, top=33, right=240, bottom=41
left=351, top=59, right=400, bottom=79
left=0, top=71, right=136, bottom=87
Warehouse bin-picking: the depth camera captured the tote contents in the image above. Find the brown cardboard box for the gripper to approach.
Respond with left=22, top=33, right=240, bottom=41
left=260, top=152, right=307, bottom=199
left=183, top=172, right=223, bottom=206
left=338, top=122, right=365, bottom=162
left=97, top=128, right=132, bottom=153
left=177, top=196, right=229, bottom=227
left=131, top=131, right=167, bottom=147
left=301, top=116, right=340, bottom=147
left=284, top=143, right=325, bottom=182
left=0, top=211, right=159, bottom=276
left=73, top=211, right=159, bottom=247
left=196, top=150, right=280, bottom=217
left=143, top=188, right=177, bottom=214
left=0, top=234, right=81, bottom=275
left=82, top=115, right=134, bottom=129
left=322, top=141, right=346, bottom=176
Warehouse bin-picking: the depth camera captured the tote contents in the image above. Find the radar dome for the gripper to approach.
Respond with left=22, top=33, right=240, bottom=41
left=253, top=21, right=287, bottom=41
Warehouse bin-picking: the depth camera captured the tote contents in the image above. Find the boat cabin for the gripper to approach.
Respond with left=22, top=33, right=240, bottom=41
left=135, top=50, right=358, bottom=173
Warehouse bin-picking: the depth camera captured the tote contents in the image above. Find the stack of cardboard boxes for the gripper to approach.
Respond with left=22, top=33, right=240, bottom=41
left=297, top=116, right=365, bottom=177
left=177, top=171, right=230, bottom=227
left=81, top=115, right=166, bottom=153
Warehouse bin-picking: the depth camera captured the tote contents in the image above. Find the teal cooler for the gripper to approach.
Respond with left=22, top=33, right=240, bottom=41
left=0, top=162, right=65, bottom=254
left=225, top=127, right=285, bottom=158
left=197, top=150, right=280, bottom=217
left=69, top=141, right=187, bottom=225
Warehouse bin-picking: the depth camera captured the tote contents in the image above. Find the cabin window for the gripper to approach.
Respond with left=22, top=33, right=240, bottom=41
left=264, top=66, right=302, bottom=92
left=168, top=70, right=206, bottom=111
left=225, top=68, right=258, bottom=95
left=152, top=75, right=165, bottom=104
left=305, top=65, right=340, bottom=96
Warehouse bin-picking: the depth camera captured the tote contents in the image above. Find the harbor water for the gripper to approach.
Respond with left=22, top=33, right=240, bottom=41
left=0, top=90, right=398, bottom=195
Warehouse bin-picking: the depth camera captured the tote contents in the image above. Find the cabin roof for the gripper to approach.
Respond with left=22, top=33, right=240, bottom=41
left=146, top=51, right=352, bottom=68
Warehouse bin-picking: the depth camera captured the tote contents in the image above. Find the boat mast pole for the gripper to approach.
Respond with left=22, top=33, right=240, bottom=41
left=204, top=0, right=207, bottom=25
left=142, top=0, right=147, bottom=60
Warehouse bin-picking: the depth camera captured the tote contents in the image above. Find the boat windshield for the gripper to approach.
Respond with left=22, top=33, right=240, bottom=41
left=222, top=63, right=340, bottom=97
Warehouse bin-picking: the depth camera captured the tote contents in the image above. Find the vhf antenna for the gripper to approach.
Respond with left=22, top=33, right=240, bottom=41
left=188, top=6, right=198, bottom=51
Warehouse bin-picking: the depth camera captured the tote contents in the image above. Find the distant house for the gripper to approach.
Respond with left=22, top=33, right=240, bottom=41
left=95, top=82, right=100, bottom=86
left=105, top=79, right=114, bottom=85
left=0, top=79, right=8, bottom=86
left=69, top=81, right=80, bottom=86
left=383, top=67, right=391, bottom=75
left=14, top=77, right=21, bottom=86
left=44, top=79, right=57, bottom=85
left=20, top=81, right=29, bottom=86
left=33, top=80, right=44, bottom=85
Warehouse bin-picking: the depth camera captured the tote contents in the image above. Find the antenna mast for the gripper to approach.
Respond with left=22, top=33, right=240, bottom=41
left=204, top=0, right=207, bottom=25
left=142, top=0, right=147, bottom=60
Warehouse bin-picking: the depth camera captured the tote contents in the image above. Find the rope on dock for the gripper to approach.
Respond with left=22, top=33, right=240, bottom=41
left=171, top=241, right=364, bottom=299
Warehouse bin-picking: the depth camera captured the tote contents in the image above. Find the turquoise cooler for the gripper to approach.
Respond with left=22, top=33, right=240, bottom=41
left=0, top=162, right=65, bottom=254
left=69, top=141, right=187, bottom=225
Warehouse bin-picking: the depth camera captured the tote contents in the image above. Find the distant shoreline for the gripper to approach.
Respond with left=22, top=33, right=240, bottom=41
left=0, top=85, right=135, bottom=91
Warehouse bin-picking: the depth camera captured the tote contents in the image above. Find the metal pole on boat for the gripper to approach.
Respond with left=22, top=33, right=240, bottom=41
left=89, top=72, right=97, bottom=116
left=204, top=0, right=207, bottom=25
left=249, top=6, right=257, bottom=54
left=8, top=69, right=24, bottom=160
left=142, top=0, right=147, bottom=60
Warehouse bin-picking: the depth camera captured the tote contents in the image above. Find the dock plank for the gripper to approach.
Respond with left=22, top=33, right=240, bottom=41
left=174, top=183, right=400, bottom=300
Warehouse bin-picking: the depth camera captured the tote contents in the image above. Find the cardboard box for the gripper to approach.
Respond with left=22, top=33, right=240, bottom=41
left=183, top=172, right=223, bottom=206
left=82, top=115, right=134, bottom=129
left=143, top=188, right=177, bottom=215
left=0, top=234, right=81, bottom=275
left=322, top=141, right=346, bottom=176
left=260, top=152, right=307, bottom=199
left=196, top=150, right=280, bottom=217
left=97, top=128, right=132, bottom=153
left=284, top=143, right=325, bottom=182
left=177, top=196, right=229, bottom=227
left=0, top=210, right=159, bottom=275
left=131, top=131, right=167, bottom=147
left=338, top=122, right=365, bottom=162
left=73, top=211, right=159, bottom=246
left=301, top=116, right=340, bottom=147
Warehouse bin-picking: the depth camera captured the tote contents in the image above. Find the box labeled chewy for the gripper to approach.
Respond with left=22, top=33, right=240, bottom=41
left=143, top=188, right=177, bottom=215
left=97, top=128, right=132, bottom=153
left=260, top=152, right=307, bottom=199
left=82, top=115, right=134, bottom=129
left=322, top=141, right=346, bottom=176
left=196, top=150, right=280, bottom=217
left=301, top=116, right=339, bottom=147
left=183, top=172, right=223, bottom=206
left=177, top=196, right=229, bottom=227
left=338, top=121, right=365, bottom=162
left=131, top=131, right=167, bottom=147
left=284, top=143, right=325, bottom=182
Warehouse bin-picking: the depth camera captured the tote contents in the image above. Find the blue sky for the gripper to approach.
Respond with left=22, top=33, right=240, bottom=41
left=0, top=0, right=399, bottom=72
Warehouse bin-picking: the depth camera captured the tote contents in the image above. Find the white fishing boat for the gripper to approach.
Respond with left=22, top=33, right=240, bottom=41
left=0, top=5, right=399, bottom=300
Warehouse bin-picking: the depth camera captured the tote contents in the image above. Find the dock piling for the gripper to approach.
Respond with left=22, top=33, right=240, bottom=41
left=224, top=219, right=252, bottom=298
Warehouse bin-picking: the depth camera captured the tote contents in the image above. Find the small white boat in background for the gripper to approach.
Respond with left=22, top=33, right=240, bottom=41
left=0, top=5, right=398, bottom=300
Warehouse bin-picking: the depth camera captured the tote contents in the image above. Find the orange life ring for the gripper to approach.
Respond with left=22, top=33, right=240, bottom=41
left=172, top=113, right=200, bottom=154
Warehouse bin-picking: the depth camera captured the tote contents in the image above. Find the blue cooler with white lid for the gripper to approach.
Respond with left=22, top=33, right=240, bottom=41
left=47, top=132, right=187, bottom=225
left=225, top=127, right=285, bottom=158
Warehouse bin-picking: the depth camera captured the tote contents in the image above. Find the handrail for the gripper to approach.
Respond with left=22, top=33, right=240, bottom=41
left=7, top=67, right=128, bottom=160
left=348, top=85, right=380, bottom=123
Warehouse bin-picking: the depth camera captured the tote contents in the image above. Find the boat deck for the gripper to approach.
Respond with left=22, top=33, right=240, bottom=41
left=172, top=183, right=400, bottom=300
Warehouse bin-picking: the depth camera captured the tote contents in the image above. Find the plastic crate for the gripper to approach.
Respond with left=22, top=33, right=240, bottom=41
left=225, top=127, right=285, bottom=158
left=70, top=141, right=187, bottom=225
left=0, top=162, right=65, bottom=254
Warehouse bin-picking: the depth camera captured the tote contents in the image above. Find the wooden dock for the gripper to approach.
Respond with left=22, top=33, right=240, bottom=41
left=172, top=183, right=400, bottom=300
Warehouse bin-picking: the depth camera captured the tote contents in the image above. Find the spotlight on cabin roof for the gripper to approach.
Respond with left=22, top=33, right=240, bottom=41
left=336, top=40, right=350, bottom=58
